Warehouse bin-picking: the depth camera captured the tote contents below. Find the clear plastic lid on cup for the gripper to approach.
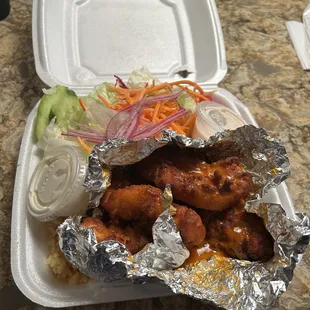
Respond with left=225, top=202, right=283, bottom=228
left=28, top=145, right=89, bottom=222
left=192, top=101, right=248, bottom=140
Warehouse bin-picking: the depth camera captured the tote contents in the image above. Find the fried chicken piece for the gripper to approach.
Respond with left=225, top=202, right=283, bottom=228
left=201, top=201, right=274, bottom=261
left=81, top=217, right=150, bottom=254
left=171, top=204, right=206, bottom=250
left=100, top=185, right=163, bottom=229
left=135, top=147, right=254, bottom=211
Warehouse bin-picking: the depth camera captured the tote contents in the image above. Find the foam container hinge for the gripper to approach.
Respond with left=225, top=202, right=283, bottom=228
left=11, top=0, right=295, bottom=307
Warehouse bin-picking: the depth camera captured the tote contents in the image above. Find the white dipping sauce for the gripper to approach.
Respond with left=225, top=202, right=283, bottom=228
left=28, top=145, right=89, bottom=222
left=192, top=101, right=248, bottom=140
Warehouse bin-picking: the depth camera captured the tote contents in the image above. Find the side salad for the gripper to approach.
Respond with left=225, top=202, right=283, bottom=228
left=35, top=67, right=213, bottom=153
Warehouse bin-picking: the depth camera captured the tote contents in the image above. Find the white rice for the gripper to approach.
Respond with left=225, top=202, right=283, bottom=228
left=46, top=219, right=89, bottom=285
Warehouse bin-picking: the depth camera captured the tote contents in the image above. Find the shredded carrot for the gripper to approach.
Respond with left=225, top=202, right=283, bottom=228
left=161, top=106, right=176, bottom=112
left=204, top=89, right=217, bottom=94
left=108, top=86, right=129, bottom=94
left=113, top=104, right=127, bottom=111
left=138, top=88, right=147, bottom=101
left=176, top=85, right=210, bottom=101
left=158, top=112, right=166, bottom=118
left=98, top=94, right=113, bottom=108
left=76, top=137, right=92, bottom=153
left=78, top=98, right=87, bottom=111
left=141, top=116, right=151, bottom=122
left=152, top=102, right=161, bottom=122
left=150, top=90, right=171, bottom=96
left=179, top=116, right=187, bottom=124
left=157, top=100, right=169, bottom=114
left=204, top=95, right=213, bottom=101
left=130, top=92, right=139, bottom=104
left=166, top=100, right=178, bottom=106
left=183, top=114, right=196, bottom=128
left=169, top=80, right=204, bottom=94
left=170, top=122, right=186, bottom=135
left=109, top=86, right=142, bottom=93
left=104, top=77, right=209, bottom=138
left=123, top=94, right=134, bottom=104
left=167, top=84, right=173, bottom=92
left=147, top=82, right=169, bottom=94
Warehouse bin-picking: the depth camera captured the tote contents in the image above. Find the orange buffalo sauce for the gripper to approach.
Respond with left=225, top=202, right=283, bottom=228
left=183, top=243, right=227, bottom=267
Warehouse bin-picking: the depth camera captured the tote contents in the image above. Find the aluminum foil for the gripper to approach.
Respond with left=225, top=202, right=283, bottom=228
left=132, top=186, right=190, bottom=275
left=58, top=125, right=310, bottom=310
left=142, top=203, right=310, bottom=310
left=58, top=186, right=190, bottom=282
left=84, top=125, right=290, bottom=208
left=58, top=216, right=129, bottom=282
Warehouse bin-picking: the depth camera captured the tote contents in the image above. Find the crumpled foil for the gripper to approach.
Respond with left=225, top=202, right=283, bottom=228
left=58, top=186, right=190, bottom=281
left=84, top=125, right=290, bottom=208
left=58, top=125, right=310, bottom=310
left=141, top=203, right=310, bottom=310
left=58, top=216, right=129, bottom=282
left=132, top=186, right=190, bottom=274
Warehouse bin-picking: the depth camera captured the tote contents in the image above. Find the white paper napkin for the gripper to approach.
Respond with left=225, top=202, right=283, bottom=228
left=286, top=4, right=310, bottom=70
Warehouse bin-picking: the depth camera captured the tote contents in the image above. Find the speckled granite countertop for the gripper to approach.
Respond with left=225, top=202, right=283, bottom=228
left=1, top=0, right=309, bottom=309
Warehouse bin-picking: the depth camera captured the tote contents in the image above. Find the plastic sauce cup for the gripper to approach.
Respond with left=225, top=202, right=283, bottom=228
left=192, top=101, right=248, bottom=140
left=28, top=145, right=89, bottom=222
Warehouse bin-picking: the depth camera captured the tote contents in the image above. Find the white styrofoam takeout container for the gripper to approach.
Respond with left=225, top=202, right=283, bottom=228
left=11, top=0, right=295, bottom=307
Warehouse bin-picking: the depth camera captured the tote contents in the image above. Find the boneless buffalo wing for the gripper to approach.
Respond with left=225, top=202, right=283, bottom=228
left=81, top=217, right=150, bottom=254
left=99, top=184, right=206, bottom=250
left=135, top=147, right=254, bottom=211
left=100, top=185, right=163, bottom=227
left=201, top=200, right=274, bottom=262
left=85, top=202, right=206, bottom=254
left=84, top=147, right=273, bottom=263
left=171, top=204, right=206, bottom=250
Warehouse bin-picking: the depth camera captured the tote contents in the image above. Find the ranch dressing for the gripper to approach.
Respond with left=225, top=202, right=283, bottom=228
left=28, top=145, right=89, bottom=222
left=192, top=101, right=248, bottom=140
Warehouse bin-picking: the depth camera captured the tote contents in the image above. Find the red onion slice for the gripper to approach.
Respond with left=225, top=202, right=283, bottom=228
left=62, top=132, right=106, bottom=144
left=120, top=90, right=183, bottom=113
left=63, top=123, right=107, bottom=143
left=114, top=75, right=128, bottom=89
left=123, top=112, right=141, bottom=139
left=106, top=109, right=132, bottom=139
left=131, top=109, right=189, bottom=140
left=108, top=97, right=146, bottom=139
left=132, top=122, right=154, bottom=136
left=107, top=91, right=183, bottom=139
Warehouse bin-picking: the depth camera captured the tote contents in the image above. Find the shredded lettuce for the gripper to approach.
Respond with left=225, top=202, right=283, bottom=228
left=79, top=97, right=117, bottom=130
left=36, top=117, right=62, bottom=150
left=36, top=117, right=78, bottom=151
left=35, top=85, right=83, bottom=140
left=176, top=93, right=197, bottom=113
left=127, top=66, right=159, bottom=89
left=87, top=82, right=118, bottom=105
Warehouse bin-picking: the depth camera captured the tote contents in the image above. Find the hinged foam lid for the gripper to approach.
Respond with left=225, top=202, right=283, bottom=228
left=32, top=0, right=227, bottom=91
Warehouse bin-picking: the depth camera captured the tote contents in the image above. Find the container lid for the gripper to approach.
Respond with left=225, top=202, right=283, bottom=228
left=32, top=0, right=227, bottom=90
left=28, top=145, right=88, bottom=221
left=192, top=101, right=248, bottom=140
